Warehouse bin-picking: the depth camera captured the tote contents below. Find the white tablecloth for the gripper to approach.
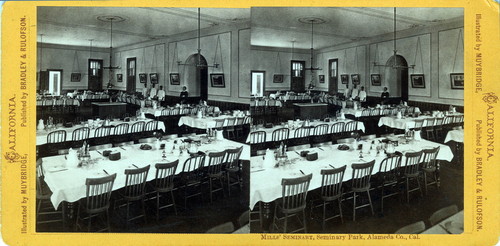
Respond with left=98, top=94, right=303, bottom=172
left=178, top=115, right=242, bottom=129
left=249, top=137, right=453, bottom=209
left=36, top=119, right=165, bottom=145
left=421, top=211, right=464, bottom=234
left=378, top=113, right=464, bottom=130
left=444, top=129, right=464, bottom=143
left=246, top=119, right=365, bottom=143
left=42, top=137, right=249, bottom=209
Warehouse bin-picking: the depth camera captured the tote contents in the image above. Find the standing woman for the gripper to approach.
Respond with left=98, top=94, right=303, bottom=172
left=180, top=86, right=189, bottom=104
left=381, top=87, right=390, bottom=104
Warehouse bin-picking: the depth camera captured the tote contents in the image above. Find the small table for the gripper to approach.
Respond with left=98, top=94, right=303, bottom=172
left=444, top=129, right=464, bottom=143
left=293, top=103, right=328, bottom=119
left=91, top=102, right=127, bottom=118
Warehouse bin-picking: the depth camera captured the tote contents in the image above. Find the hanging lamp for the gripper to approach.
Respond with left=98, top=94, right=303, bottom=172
left=373, top=8, right=415, bottom=69
left=177, top=8, right=219, bottom=68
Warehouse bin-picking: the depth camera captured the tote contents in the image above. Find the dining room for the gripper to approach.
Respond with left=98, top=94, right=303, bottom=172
left=35, top=7, right=252, bottom=233
left=248, top=7, right=464, bottom=234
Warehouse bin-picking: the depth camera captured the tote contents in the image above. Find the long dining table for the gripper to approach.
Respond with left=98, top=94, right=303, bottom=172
left=246, top=119, right=365, bottom=143
left=378, top=113, right=464, bottom=130
left=41, top=135, right=250, bottom=210
left=36, top=118, right=166, bottom=145
left=249, top=136, right=454, bottom=210
left=178, top=115, right=246, bottom=130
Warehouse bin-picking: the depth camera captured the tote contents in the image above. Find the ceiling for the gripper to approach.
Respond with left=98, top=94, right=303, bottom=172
left=37, top=7, right=463, bottom=49
left=251, top=7, right=464, bottom=49
left=37, top=7, right=250, bottom=48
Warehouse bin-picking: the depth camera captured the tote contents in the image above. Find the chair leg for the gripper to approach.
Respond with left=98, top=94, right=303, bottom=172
left=106, top=210, right=111, bottom=232
left=156, top=193, right=160, bottom=222
left=283, top=212, right=288, bottom=233
left=423, top=173, right=428, bottom=195
left=338, top=198, right=343, bottom=224
left=171, top=190, right=177, bottom=215
left=227, top=173, right=231, bottom=196
left=322, top=202, right=326, bottom=231
left=367, top=190, right=374, bottom=216
left=352, top=192, right=357, bottom=221
left=303, top=210, right=307, bottom=233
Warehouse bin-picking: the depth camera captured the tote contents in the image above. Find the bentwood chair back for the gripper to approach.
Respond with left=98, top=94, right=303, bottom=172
left=343, top=121, right=358, bottom=134
left=330, top=122, right=345, bottom=134
left=272, top=173, right=312, bottom=233
left=113, top=123, right=129, bottom=135
left=313, top=124, right=329, bottom=136
left=361, top=109, right=370, bottom=117
left=249, top=131, right=266, bottom=144
left=224, top=146, right=244, bottom=195
left=370, top=108, right=380, bottom=116
left=152, top=160, right=179, bottom=220
left=206, top=151, right=227, bottom=202
left=402, top=151, right=424, bottom=203
left=421, top=147, right=440, bottom=194
left=378, top=154, right=402, bottom=212
left=180, top=155, right=205, bottom=205
left=272, top=128, right=289, bottom=142
left=351, top=160, right=375, bottom=221
left=429, top=205, right=459, bottom=226
left=47, top=130, right=67, bottom=143
left=294, top=127, right=311, bottom=138
left=161, top=108, right=171, bottom=116
left=131, top=121, right=145, bottom=133
left=171, top=108, right=180, bottom=115
left=394, top=221, right=426, bottom=234
left=94, top=126, right=113, bottom=138
left=72, top=127, right=90, bottom=141
left=76, top=173, right=116, bottom=232
left=144, top=120, right=158, bottom=132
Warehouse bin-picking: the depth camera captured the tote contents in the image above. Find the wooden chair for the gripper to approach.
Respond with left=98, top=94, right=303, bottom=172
left=144, top=120, right=159, bottom=133
left=291, top=127, right=311, bottom=148
left=205, top=151, right=226, bottom=202
left=150, top=160, right=178, bottom=221
left=311, top=124, right=331, bottom=147
left=214, top=119, right=225, bottom=130
left=401, top=151, right=424, bottom=203
left=395, top=221, right=426, bottom=234
left=205, top=222, right=235, bottom=233
left=72, top=127, right=90, bottom=141
left=130, top=121, right=145, bottom=133
left=310, top=166, right=346, bottom=230
left=249, top=131, right=266, bottom=144
left=423, top=118, right=436, bottom=140
left=180, top=155, right=205, bottom=207
left=271, top=128, right=289, bottom=143
left=330, top=122, right=345, bottom=134
left=433, top=117, right=445, bottom=141
left=224, top=146, right=243, bottom=196
left=47, top=130, right=67, bottom=143
left=113, top=123, right=129, bottom=135
left=421, top=147, right=440, bottom=195
left=36, top=159, right=64, bottom=227
left=234, top=117, right=246, bottom=138
left=412, top=119, right=425, bottom=132
left=343, top=121, right=358, bottom=136
left=377, top=154, right=402, bottom=213
left=429, top=205, right=459, bottom=226
left=75, top=173, right=116, bottom=232
left=223, top=117, right=237, bottom=139
left=350, top=160, right=375, bottom=221
left=271, top=174, right=312, bottom=233
left=116, top=165, right=150, bottom=227
left=94, top=126, right=113, bottom=138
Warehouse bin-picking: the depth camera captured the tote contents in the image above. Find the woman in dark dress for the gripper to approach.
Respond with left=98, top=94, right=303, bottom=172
left=180, top=86, right=188, bottom=104
left=381, top=87, right=389, bottom=104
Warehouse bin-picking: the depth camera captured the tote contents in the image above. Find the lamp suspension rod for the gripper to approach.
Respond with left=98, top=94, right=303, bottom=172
left=198, top=8, right=201, bottom=66
left=393, top=7, right=397, bottom=57
left=310, top=21, right=314, bottom=68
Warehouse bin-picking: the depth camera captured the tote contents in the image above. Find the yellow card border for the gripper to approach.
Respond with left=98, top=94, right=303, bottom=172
left=2, top=0, right=499, bottom=245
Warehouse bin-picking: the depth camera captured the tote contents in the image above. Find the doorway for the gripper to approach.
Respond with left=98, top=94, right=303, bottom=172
left=290, top=60, right=305, bottom=92
left=88, top=59, right=103, bottom=91
left=126, top=57, right=136, bottom=94
left=47, top=69, right=63, bottom=96
left=384, top=55, right=409, bottom=101
left=183, top=54, right=208, bottom=101
left=251, top=71, right=265, bottom=97
left=328, top=59, right=338, bottom=95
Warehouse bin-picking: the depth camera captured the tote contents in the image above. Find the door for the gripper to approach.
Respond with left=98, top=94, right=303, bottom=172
left=47, top=69, right=63, bottom=96
left=88, top=59, right=103, bottom=91
left=251, top=71, right=265, bottom=97
left=126, top=57, right=136, bottom=94
left=290, top=60, right=305, bottom=92
left=328, top=59, right=338, bottom=95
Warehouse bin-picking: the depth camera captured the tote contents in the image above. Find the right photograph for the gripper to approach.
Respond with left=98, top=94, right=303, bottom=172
left=249, top=7, right=464, bottom=234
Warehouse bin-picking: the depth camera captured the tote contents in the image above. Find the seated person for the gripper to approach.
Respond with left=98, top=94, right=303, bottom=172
left=180, top=86, right=188, bottom=104
left=157, top=86, right=165, bottom=101
left=149, top=84, right=157, bottom=99
left=381, top=87, right=390, bottom=104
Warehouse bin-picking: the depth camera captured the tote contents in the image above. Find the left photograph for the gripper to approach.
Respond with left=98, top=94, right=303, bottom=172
left=35, top=7, right=251, bottom=233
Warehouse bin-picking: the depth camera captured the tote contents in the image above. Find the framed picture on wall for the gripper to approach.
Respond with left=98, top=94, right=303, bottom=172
left=370, top=74, right=381, bottom=86
left=70, top=73, right=81, bottom=82
left=341, top=74, right=349, bottom=84
left=169, top=73, right=180, bottom=85
left=273, top=74, right=284, bottom=83
left=139, top=73, right=147, bottom=83
left=351, top=74, right=360, bottom=85
left=411, top=74, right=426, bottom=88
left=450, top=73, right=464, bottom=89
left=319, top=75, right=325, bottom=83
left=150, top=73, right=158, bottom=84
left=210, top=73, right=225, bottom=88
left=116, top=74, right=123, bottom=82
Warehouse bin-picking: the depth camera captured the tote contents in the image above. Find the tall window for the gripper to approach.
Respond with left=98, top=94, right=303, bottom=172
left=89, top=60, right=101, bottom=76
left=251, top=71, right=265, bottom=97
left=292, top=61, right=303, bottom=77
left=127, top=59, right=135, bottom=76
